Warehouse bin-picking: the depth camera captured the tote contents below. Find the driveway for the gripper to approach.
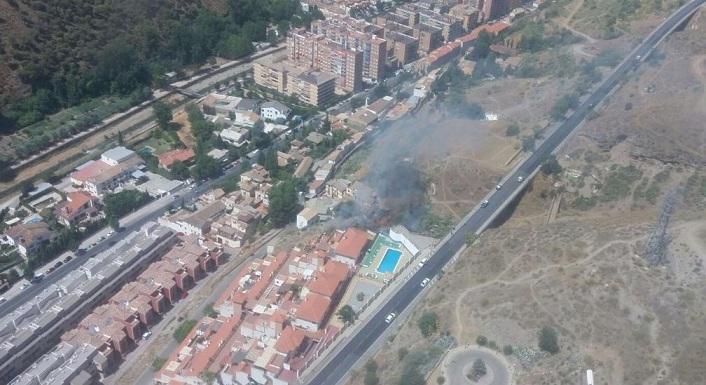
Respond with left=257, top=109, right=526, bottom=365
left=444, top=346, right=510, bottom=385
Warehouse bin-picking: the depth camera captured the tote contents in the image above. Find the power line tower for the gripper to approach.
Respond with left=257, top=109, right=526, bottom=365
left=643, top=187, right=681, bottom=265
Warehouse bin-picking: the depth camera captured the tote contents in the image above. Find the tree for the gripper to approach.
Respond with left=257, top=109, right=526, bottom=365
left=268, top=180, right=299, bottom=227
left=108, top=215, right=120, bottom=230
left=364, top=360, right=380, bottom=385
left=417, top=311, right=439, bottom=337
left=521, top=136, right=535, bottom=152
left=153, top=101, right=173, bottom=131
left=373, top=84, right=389, bottom=99
left=538, top=326, right=560, bottom=354
left=476, top=335, right=488, bottom=346
left=337, top=305, right=356, bottom=325
left=541, top=155, right=563, bottom=176
left=503, top=344, right=514, bottom=356
left=170, top=160, right=191, bottom=180
left=505, top=122, right=520, bottom=136
left=470, top=30, right=493, bottom=59
left=0, top=160, right=17, bottom=182
left=472, top=358, right=487, bottom=379
left=19, top=181, right=34, bottom=198
left=191, top=152, right=222, bottom=181
left=263, top=148, right=278, bottom=173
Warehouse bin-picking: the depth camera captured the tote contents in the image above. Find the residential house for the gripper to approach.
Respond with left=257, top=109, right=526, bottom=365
left=220, top=126, right=250, bottom=147
left=261, top=101, right=292, bottom=122
left=54, top=191, right=100, bottom=227
left=296, top=207, right=318, bottom=230
left=333, top=228, right=370, bottom=266
left=4, top=222, right=57, bottom=258
left=158, top=149, right=195, bottom=170
left=325, top=179, right=352, bottom=199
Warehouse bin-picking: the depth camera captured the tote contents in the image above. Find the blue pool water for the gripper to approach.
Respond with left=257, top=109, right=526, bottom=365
left=377, top=248, right=402, bottom=273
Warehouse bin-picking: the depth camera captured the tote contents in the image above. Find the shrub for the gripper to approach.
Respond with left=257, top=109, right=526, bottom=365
left=538, top=326, right=560, bottom=354
left=476, top=335, right=488, bottom=346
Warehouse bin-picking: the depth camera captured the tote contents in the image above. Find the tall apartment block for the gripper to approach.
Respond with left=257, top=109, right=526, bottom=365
left=287, top=28, right=363, bottom=93
left=254, top=57, right=336, bottom=107
left=311, top=17, right=387, bottom=82
left=479, top=0, right=515, bottom=21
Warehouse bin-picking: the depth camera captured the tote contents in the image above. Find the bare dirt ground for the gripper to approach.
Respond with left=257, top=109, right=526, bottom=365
left=173, top=109, right=196, bottom=149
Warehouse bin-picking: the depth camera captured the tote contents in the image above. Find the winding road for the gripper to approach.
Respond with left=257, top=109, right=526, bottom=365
left=306, top=2, right=706, bottom=384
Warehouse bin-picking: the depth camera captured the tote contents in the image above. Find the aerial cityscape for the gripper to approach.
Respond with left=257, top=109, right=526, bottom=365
left=1, top=0, right=706, bottom=385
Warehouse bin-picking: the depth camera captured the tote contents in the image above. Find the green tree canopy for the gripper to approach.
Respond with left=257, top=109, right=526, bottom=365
left=538, top=326, right=560, bottom=354
left=268, top=180, right=300, bottom=227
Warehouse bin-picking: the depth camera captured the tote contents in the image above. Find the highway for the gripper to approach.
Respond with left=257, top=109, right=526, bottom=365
left=307, top=1, right=706, bottom=384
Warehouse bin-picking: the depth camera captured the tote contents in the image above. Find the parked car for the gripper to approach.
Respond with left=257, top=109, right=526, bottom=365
left=30, top=275, right=44, bottom=284
left=517, top=176, right=525, bottom=183
left=480, top=200, right=489, bottom=208
left=54, top=261, right=63, bottom=268
left=64, top=255, right=73, bottom=263
left=0, top=297, right=6, bottom=304
left=385, top=312, right=397, bottom=324
left=496, top=184, right=502, bottom=190
left=421, top=278, right=431, bottom=287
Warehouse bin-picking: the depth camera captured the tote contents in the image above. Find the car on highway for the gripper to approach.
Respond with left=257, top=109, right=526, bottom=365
left=421, top=278, right=431, bottom=287
left=517, top=176, right=525, bottom=182
left=480, top=200, right=489, bottom=208
left=385, top=312, right=397, bottom=324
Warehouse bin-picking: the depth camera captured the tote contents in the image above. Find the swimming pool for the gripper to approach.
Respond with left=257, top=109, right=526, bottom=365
left=377, top=248, right=402, bottom=274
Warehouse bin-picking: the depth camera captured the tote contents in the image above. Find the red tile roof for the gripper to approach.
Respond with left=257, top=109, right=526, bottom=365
left=296, top=293, right=331, bottom=325
left=307, top=261, right=350, bottom=298
left=158, top=149, right=195, bottom=168
left=459, top=21, right=511, bottom=43
left=70, top=160, right=112, bottom=182
left=274, top=326, right=306, bottom=354
left=334, top=228, right=369, bottom=259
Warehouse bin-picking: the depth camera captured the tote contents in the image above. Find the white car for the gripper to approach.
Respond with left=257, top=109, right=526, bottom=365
left=385, top=312, right=397, bottom=324
left=495, top=184, right=502, bottom=190
left=517, top=176, right=525, bottom=183
left=142, top=330, right=152, bottom=340
left=421, top=278, right=431, bottom=287
left=480, top=200, right=489, bottom=208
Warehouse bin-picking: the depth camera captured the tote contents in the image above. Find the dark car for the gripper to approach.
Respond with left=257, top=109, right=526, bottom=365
left=30, top=275, right=44, bottom=284
left=54, top=261, right=63, bottom=268
left=77, top=248, right=86, bottom=256
left=64, top=255, right=72, bottom=263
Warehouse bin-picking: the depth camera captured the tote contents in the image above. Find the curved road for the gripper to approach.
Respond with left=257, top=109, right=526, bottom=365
left=445, top=348, right=509, bottom=385
left=307, top=2, right=706, bottom=385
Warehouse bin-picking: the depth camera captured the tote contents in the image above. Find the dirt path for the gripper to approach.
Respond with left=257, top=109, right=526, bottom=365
left=557, top=0, right=597, bottom=44
left=452, top=233, right=646, bottom=339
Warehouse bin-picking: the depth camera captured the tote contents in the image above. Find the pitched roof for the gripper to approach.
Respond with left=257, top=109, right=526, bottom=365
left=334, top=228, right=369, bottom=259
left=158, top=149, right=195, bottom=168
left=274, top=326, right=306, bottom=354
left=307, top=261, right=350, bottom=298
left=296, top=293, right=331, bottom=325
